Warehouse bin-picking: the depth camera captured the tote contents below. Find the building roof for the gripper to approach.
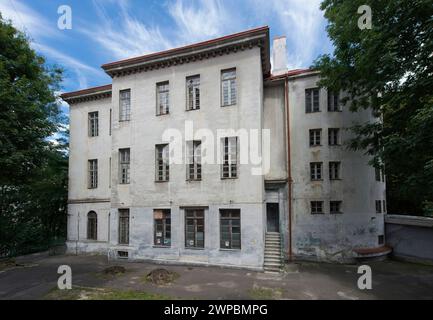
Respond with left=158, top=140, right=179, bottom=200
left=60, top=84, right=112, bottom=104
left=102, top=26, right=271, bottom=77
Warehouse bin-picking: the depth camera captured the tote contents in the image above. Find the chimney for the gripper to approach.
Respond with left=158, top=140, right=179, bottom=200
left=272, top=36, right=288, bottom=75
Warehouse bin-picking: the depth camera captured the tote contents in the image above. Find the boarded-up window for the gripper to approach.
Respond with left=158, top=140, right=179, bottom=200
left=220, top=209, right=241, bottom=249
left=185, top=209, right=204, bottom=248
left=118, top=209, right=129, bottom=245
left=330, top=201, right=342, bottom=214
left=154, top=209, right=171, bottom=246
left=221, top=69, right=236, bottom=106
left=87, top=211, right=97, bottom=240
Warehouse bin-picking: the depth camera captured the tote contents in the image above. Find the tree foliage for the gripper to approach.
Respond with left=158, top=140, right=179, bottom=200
left=314, top=0, right=433, bottom=215
left=0, top=15, right=67, bottom=256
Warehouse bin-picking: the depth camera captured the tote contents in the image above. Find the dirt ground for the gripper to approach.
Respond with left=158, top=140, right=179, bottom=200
left=1, top=252, right=433, bottom=300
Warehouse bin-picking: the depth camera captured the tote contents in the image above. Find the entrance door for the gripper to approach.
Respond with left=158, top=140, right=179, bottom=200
left=266, top=203, right=279, bottom=232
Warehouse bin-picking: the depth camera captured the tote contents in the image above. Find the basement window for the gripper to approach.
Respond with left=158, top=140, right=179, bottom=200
left=378, top=235, right=384, bottom=245
left=117, top=251, right=129, bottom=259
left=330, top=201, right=343, bottom=214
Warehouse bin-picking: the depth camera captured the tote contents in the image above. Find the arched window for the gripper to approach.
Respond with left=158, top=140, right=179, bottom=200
left=87, top=211, right=97, bottom=240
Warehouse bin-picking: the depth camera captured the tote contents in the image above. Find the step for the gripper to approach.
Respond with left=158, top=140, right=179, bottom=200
left=264, top=255, right=281, bottom=260
left=265, top=239, right=281, bottom=244
left=265, top=243, right=281, bottom=248
left=265, top=236, right=281, bottom=240
left=264, top=251, right=281, bottom=256
left=264, top=261, right=282, bottom=267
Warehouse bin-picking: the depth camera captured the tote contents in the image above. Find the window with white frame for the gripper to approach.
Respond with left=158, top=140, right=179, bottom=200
left=119, top=89, right=131, bottom=121
left=88, top=111, right=99, bottom=137
left=311, top=201, right=324, bottom=214
left=310, top=162, right=322, bottom=180
left=309, top=129, right=322, bottom=147
left=220, top=209, right=241, bottom=249
left=156, top=82, right=169, bottom=115
left=154, top=209, right=171, bottom=247
left=328, top=91, right=340, bottom=111
left=222, top=137, right=238, bottom=179
left=88, top=159, right=98, bottom=188
left=118, top=209, right=129, bottom=245
left=87, top=211, right=97, bottom=240
left=186, top=75, right=200, bottom=110
left=187, top=141, right=201, bottom=180
left=119, top=148, right=130, bottom=184
left=305, top=88, right=320, bottom=113
left=328, top=128, right=340, bottom=146
left=330, top=201, right=342, bottom=214
left=329, top=161, right=341, bottom=180
left=156, top=144, right=169, bottom=181
left=221, top=68, right=236, bottom=106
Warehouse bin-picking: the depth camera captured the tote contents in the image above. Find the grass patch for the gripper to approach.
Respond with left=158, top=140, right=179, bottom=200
left=44, top=286, right=173, bottom=300
left=248, top=286, right=284, bottom=300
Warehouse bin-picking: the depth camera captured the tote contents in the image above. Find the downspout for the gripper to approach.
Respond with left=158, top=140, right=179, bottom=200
left=285, top=78, right=293, bottom=261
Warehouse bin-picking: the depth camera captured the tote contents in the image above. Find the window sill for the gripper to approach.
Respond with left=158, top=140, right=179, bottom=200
left=186, top=179, right=201, bottom=182
left=119, top=120, right=131, bottom=123
left=219, top=248, right=241, bottom=252
left=330, top=212, right=344, bottom=214
left=119, top=183, right=130, bottom=185
left=221, top=103, right=236, bottom=108
left=221, top=177, right=238, bottom=180
left=153, top=245, right=171, bottom=249
left=155, top=180, right=169, bottom=183
left=184, top=247, right=205, bottom=250
left=305, top=111, right=321, bottom=114
left=156, top=112, right=170, bottom=117
left=311, top=179, right=323, bottom=182
left=330, top=178, right=342, bottom=181
left=309, top=145, right=322, bottom=148
left=186, top=108, right=200, bottom=112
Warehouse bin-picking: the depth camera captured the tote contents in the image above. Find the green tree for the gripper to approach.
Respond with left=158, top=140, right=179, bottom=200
left=314, top=0, right=433, bottom=215
left=0, top=14, right=67, bottom=256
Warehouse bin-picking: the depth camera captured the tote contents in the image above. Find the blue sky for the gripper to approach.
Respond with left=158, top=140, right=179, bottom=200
left=1, top=0, right=333, bottom=95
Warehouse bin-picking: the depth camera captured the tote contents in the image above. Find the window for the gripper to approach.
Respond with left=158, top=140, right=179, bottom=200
left=311, top=201, right=324, bottom=214
left=328, top=91, right=340, bottom=111
left=328, top=128, right=340, bottom=146
left=221, top=68, right=236, bottom=106
left=309, top=129, right=322, bottom=147
left=378, top=235, right=384, bottom=245
left=220, top=209, right=241, bottom=249
left=154, top=209, right=171, bottom=247
left=156, top=82, right=169, bottom=115
left=222, top=137, right=238, bottom=179
left=376, top=200, right=382, bottom=213
left=329, top=161, right=341, bottom=180
left=383, top=200, right=386, bottom=213
left=310, top=162, right=323, bottom=180
left=305, top=88, right=320, bottom=113
left=185, top=209, right=204, bottom=248
left=119, top=148, right=130, bottom=184
left=187, top=141, right=201, bottom=180
left=119, top=89, right=131, bottom=121
left=88, top=112, right=99, bottom=137
left=186, top=75, right=200, bottom=110
left=87, top=211, right=97, bottom=240
left=375, top=167, right=381, bottom=181
left=88, top=159, right=98, bottom=188
left=156, top=144, right=169, bottom=181
left=118, top=209, right=130, bottom=245
left=330, top=201, right=342, bottom=214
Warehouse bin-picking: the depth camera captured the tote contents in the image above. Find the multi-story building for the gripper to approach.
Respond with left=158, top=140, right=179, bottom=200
left=62, top=26, right=386, bottom=271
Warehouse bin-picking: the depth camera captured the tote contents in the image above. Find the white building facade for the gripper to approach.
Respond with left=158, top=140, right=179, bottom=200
left=62, top=27, right=386, bottom=270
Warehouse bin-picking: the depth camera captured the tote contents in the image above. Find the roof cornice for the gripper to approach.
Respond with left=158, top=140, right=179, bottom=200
left=102, top=26, right=271, bottom=78
left=60, top=84, right=112, bottom=105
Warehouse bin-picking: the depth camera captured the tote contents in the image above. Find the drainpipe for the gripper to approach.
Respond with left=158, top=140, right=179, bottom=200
left=285, top=78, right=293, bottom=261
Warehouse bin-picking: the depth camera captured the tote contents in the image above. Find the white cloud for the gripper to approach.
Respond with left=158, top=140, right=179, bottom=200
left=167, top=0, right=237, bottom=43
left=252, top=0, right=332, bottom=69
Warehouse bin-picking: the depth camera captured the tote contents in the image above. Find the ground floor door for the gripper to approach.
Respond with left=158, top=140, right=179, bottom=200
left=266, top=203, right=279, bottom=232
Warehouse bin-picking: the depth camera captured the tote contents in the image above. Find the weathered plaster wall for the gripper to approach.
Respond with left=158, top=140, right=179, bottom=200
left=288, top=74, right=386, bottom=262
